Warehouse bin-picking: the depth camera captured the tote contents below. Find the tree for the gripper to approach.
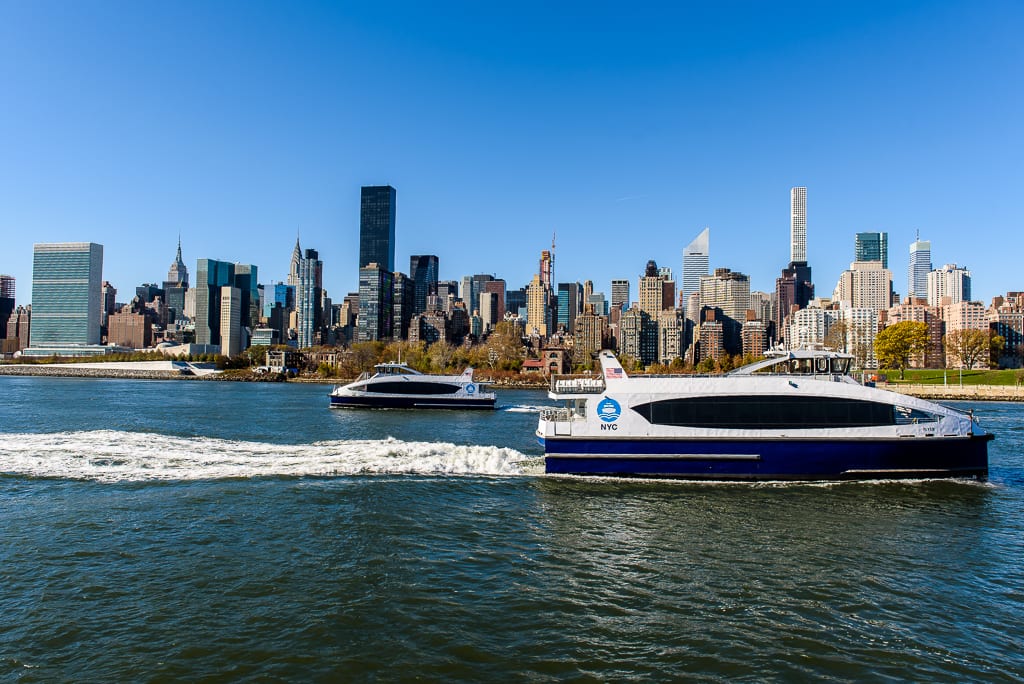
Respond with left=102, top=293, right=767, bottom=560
left=823, top=320, right=848, bottom=353
left=874, top=321, right=928, bottom=380
left=944, top=329, right=988, bottom=371
left=989, top=332, right=1006, bottom=369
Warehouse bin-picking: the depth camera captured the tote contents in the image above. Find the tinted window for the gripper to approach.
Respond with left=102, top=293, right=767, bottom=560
left=364, top=381, right=462, bottom=395
left=632, top=395, right=895, bottom=429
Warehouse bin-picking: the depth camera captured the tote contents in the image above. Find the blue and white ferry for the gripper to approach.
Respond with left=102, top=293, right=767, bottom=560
left=537, top=350, right=991, bottom=480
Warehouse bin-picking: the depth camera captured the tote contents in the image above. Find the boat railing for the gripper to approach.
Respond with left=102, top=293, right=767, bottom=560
left=356, top=371, right=371, bottom=382
left=550, top=375, right=606, bottom=394
left=540, top=407, right=574, bottom=421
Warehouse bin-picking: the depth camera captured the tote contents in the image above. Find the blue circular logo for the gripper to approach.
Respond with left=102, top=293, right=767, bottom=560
left=466, top=383, right=476, bottom=395
left=597, top=397, right=621, bottom=423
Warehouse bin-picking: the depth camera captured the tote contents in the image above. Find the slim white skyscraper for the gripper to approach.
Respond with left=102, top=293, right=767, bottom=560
left=681, top=227, right=710, bottom=304
left=790, top=187, right=807, bottom=263
left=908, top=233, right=932, bottom=300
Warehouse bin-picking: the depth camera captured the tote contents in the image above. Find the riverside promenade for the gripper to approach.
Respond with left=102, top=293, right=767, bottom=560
left=0, top=361, right=219, bottom=380
left=883, top=383, right=1024, bottom=402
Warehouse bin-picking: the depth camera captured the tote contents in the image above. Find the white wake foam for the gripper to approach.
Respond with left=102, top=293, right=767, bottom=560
left=0, top=430, right=538, bottom=482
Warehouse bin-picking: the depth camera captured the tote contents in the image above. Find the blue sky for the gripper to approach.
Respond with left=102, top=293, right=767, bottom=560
left=1, top=1, right=1021, bottom=306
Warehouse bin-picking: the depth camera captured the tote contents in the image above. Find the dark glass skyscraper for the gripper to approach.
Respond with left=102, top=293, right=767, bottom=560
left=359, top=185, right=396, bottom=272
left=855, top=232, right=888, bottom=268
left=409, top=255, right=439, bottom=314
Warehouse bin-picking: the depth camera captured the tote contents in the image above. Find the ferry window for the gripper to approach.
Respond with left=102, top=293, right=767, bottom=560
left=363, top=382, right=463, bottom=395
left=632, top=396, right=896, bottom=429
left=894, top=406, right=938, bottom=424
left=815, top=357, right=829, bottom=373
left=830, top=358, right=851, bottom=374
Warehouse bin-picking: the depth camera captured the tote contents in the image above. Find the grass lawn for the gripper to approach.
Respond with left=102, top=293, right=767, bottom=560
left=883, top=368, right=1024, bottom=386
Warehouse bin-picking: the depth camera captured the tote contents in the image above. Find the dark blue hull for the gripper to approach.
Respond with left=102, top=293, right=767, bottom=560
left=542, top=434, right=991, bottom=480
left=330, top=394, right=495, bottom=410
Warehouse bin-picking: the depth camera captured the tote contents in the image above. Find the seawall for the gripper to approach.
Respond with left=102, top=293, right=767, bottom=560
left=883, top=383, right=1024, bottom=402
left=0, top=365, right=195, bottom=380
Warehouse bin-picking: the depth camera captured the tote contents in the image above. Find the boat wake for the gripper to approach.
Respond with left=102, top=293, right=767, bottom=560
left=0, top=430, right=539, bottom=482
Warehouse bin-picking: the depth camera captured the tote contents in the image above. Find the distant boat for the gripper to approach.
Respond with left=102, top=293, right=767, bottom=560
left=537, top=349, right=991, bottom=480
left=329, top=362, right=496, bottom=410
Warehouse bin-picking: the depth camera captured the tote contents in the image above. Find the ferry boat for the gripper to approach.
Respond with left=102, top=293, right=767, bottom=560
left=537, top=350, right=991, bottom=480
left=329, top=362, right=496, bottom=410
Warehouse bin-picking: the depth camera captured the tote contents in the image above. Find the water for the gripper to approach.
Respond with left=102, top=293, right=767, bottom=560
left=2, top=376, right=1023, bottom=681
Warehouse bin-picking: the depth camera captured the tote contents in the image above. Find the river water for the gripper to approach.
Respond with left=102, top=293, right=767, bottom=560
left=1, top=376, right=1022, bottom=681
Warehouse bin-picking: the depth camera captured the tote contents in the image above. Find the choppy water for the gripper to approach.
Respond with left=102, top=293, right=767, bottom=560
left=2, top=376, right=1023, bottom=681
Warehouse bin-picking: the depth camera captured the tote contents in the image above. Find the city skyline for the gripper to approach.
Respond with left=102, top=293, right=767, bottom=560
left=0, top=2, right=1020, bottom=304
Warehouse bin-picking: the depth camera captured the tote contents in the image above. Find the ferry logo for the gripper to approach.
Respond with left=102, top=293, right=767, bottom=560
left=466, top=383, right=476, bottom=395
left=597, top=397, right=621, bottom=423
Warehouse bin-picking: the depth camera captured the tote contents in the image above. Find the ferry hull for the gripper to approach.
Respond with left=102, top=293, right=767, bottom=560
left=542, top=434, right=991, bottom=480
left=330, top=395, right=495, bottom=410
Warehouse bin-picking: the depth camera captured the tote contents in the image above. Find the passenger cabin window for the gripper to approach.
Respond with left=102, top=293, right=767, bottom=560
left=364, top=382, right=462, bottom=395
left=632, top=395, right=896, bottom=429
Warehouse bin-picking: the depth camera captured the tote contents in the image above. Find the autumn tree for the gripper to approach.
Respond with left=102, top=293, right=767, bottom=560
left=944, top=329, right=988, bottom=370
left=874, top=321, right=928, bottom=380
left=823, top=320, right=848, bottom=352
left=989, top=332, right=1006, bottom=369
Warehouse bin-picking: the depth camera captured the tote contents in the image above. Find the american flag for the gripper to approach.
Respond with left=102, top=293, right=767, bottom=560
left=605, top=367, right=623, bottom=379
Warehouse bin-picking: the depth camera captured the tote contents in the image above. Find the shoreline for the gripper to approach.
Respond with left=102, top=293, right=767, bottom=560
left=1, top=363, right=1021, bottom=399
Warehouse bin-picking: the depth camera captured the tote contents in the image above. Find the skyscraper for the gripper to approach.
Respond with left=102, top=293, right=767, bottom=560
left=296, top=249, right=323, bottom=348
left=194, top=259, right=235, bottom=347
left=288, top=236, right=302, bottom=288
left=681, top=227, right=709, bottom=304
left=526, top=274, right=551, bottom=337
left=358, top=262, right=393, bottom=342
left=30, top=242, right=103, bottom=347
left=610, top=279, right=630, bottom=311
left=409, top=255, right=439, bottom=314
left=359, top=185, right=396, bottom=272
left=855, top=232, right=888, bottom=268
left=927, top=264, right=971, bottom=306
left=556, top=282, right=582, bottom=333
left=790, top=186, right=807, bottom=263
left=0, top=275, right=14, bottom=340
left=638, top=260, right=665, bottom=318
left=908, top=234, right=932, bottom=300
left=162, top=238, right=189, bottom=324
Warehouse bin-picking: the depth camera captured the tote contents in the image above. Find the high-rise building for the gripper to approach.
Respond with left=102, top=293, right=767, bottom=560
left=0, top=275, right=14, bottom=340
left=392, top=271, right=415, bottom=340
left=587, top=292, right=608, bottom=317
left=526, top=274, right=551, bottom=337
left=657, top=308, right=684, bottom=364
left=790, top=186, right=807, bottom=263
left=101, top=281, right=117, bottom=329
left=219, top=285, right=242, bottom=357
left=556, top=282, right=582, bottom=333
left=296, top=249, right=323, bottom=348
left=908, top=234, right=932, bottom=300
left=288, top=236, right=302, bottom=288
left=478, top=291, right=499, bottom=333
left=699, top=267, right=750, bottom=355
left=638, top=260, right=666, bottom=318
left=233, top=263, right=260, bottom=332
left=357, top=262, right=393, bottom=342
left=833, top=261, right=893, bottom=312
left=619, top=306, right=656, bottom=365
left=610, top=279, right=630, bottom=312
left=359, top=185, right=396, bottom=272
left=927, top=264, right=971, bottom=307
left=194, top=259, right=235, bottom=348
left=855, top=232, right=888, bottom=268
left=409, top=255, right=439, bottom=315
left=573, top=305, right=608, bottom=361
left=30, top=242, right=103, bottom=347
left=481, top=279, right=506, bottom=321
left=505, top=287, right=527, bottom=320
left=681, top=227, right=710, bottom=304
left=163, top=239, right=189, bottom=325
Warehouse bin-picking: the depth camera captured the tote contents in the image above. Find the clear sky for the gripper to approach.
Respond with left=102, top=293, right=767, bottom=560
left=1, top=1, right=1021, bottom=306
